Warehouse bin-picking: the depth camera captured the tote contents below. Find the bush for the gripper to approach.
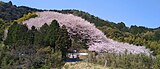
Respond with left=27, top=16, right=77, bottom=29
left=88, top=52, right=154, bottom=69
left=154, top=55, right=160, bottom=69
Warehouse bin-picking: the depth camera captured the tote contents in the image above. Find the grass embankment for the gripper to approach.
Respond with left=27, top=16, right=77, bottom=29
left=62, top=62, right=110, bottom=69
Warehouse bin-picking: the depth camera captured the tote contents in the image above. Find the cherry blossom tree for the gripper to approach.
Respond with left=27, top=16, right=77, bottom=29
left=23, top=11, right=151, bottom=55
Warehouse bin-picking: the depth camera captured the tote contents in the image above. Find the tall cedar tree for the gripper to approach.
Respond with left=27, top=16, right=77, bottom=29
left=4, top=22, right=28, bottom=45
left=47, top=20, right=60, bottom=48
left=39, top=23, right=49, bottom=46
left=55, top=25, right=71, bottom=60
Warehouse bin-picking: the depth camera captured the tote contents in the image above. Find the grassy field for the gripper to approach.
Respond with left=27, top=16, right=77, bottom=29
left=62, top=62, right=110, bottom=69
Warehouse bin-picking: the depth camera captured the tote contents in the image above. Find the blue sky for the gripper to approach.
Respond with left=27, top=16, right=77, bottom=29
left=2, top=0, right=160, bottom=28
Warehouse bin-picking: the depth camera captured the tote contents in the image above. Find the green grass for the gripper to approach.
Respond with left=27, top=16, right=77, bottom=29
left=62, top=62, right=110, bottom=69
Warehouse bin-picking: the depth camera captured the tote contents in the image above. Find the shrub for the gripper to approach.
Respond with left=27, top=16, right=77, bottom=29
left=88, top=52, right=154, bottom=69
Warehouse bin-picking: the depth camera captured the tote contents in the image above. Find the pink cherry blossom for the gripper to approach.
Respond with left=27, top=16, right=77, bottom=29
left=23, top=11, right=151, bottom=55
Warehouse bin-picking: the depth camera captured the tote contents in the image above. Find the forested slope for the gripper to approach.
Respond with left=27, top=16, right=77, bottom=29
left=0, top=1, right=38, bottom=41
left=0, top=1, right=38, bottom=20
left=0, top=1, right=160, bottom=69
left=54, top=10, right=160, bottom=55
left=0, top=1, right=160, bottom=55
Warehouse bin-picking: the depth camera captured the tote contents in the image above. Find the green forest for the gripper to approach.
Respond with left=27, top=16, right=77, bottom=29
left=1, top=20, right=72, bottom=68
left=0, top=1, right=160, bottom=69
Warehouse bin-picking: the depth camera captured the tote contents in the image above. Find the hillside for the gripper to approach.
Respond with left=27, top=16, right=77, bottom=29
left=22, top=11, right=151, bottom=55
left=0, top=1, right=38, bottom=20
left=0, top=1, right=160, bottom=55
left=0, top=1, right=160, bottom=69
left=53, top=10, right=160, bottom=55
left=0, top=1, right=38, bottom=41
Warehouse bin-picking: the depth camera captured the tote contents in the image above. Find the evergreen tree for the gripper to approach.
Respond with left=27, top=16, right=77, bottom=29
left=116, top=22, right=128, bottom=32
left=27, top=26, right=37, bottom=45
left=4, top=22, right=28, bottom=45
left=47, top=20, right=60, bottom=48
left=40, top=23, right=50, bottom=46
left=55, top=25, right=71, bottom=60
left=4, top=22, right=17, bottom=45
